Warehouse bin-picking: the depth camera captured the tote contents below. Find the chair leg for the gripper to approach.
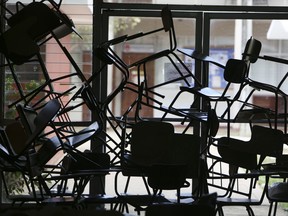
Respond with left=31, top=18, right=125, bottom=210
left=273, top=202, right=278, bottom=216
left=268, top=202, right=273, bottom=216
left=246, top=206, right=255, bottom=216
left=216, top=206, right=224, bottom=216
left=160, top=90, right=184, bottom=120
left=124, top=176, right=131, bottom=193
left=116, top=202, right=128, bottom=214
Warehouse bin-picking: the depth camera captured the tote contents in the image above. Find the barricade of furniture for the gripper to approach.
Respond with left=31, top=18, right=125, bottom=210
left=2, top=2, right=288, bottom=216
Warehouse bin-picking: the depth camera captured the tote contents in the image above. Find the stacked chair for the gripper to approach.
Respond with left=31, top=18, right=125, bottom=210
left=113, top=120, right=204, bottom=215
left=205, top=118, right=285, bottom=216
left=161, top=36, right=262, bottom=136
left=0, top=99, right=61, bottom=205
left=1, top=98, right=110, bottom=206
left=98, top=5, right=202, bottom=123
left=0, top=0, right=113, bottom=207
left=235, top=37, right=288, bottom=133
left=1, top=0, right=82, bottom=108
left=266, top=171, right=288, bottom=216
left=127, top=5, right=201, bottom=92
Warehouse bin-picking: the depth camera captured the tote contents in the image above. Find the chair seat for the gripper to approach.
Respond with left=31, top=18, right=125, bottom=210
left=234, top=108, right=273, bottom=122
left=216, top=197, right=261, bottom=205
left=62, top=151, right=111, bottom=172
left=177, top=48, right=225, bottom=69
left=180, top=86, right=230, bottom=99
left=41, top=196, right=82, bottom=204
left=7, top=193, right=49, bottom=204
left=176, top=108, right=209, bottom=122
left=118, top=194, right=171, bottom=208
left=66, top=121, right=100, bottom=148
left=268, top=182, right=288, bottom=201
left=84, top=194, right=119, bottom=204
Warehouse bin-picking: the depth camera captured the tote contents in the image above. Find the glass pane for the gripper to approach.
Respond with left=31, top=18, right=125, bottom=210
left=105, top=15, right=196, bottom=120
left=209, top=18, right=288, bottom=135
left=3, top=1, right=93, bottom=121
left=1, top=0, right=93, bottom=200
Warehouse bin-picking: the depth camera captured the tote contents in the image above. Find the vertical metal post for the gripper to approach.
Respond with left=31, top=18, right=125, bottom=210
left=0, top=0, right=6, bottom=204
left=90, top=0, right=106, bottom=196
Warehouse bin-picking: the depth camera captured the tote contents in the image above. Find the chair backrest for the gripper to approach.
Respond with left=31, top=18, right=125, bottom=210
left=223, top=59, right=248, bottom=84
left=130, top=121, right=201, bottom=179
left=217, top=125, right=284, bottom=170
left=24, top=99, right=61, bottom=148
left=10, top=100, right=61, bottom=157
left=217, top=136, right=258, bottom=170
left=207, top=109, right=220, bottom=138
left=170, top=133, right=201, bottom=178
left=218, top=59, right=248, bottom=104
left=242, top=36, right=262, bottom=64
left=161, top=6, right=173, bottom=32
left=4, top=121, right=29, bottom=156
left=130, top=121, right=174, bottom=166
left=248, top=125, right=284, bottom=157
left=16, top=104, right=38, bottom=136
left=34, top=99, right=61, bottom=131
left=161, top=5, right=176, bottom=51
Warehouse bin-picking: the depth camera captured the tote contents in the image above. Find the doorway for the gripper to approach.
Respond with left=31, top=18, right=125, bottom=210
left=121, top=52, right=155, bottom=118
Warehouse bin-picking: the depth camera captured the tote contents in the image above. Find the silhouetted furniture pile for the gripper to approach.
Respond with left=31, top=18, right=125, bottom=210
left=1, top=1, right=288, bottom=216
